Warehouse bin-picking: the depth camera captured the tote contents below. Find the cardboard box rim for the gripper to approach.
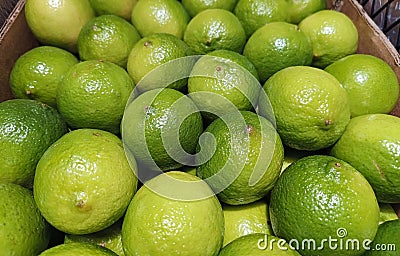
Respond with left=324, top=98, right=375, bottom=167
left=0, top=0, right=399, bottom=217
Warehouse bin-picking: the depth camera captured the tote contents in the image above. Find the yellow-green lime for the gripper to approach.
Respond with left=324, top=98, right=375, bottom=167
left=259, top=66, right=350, bottom=151
left=234, top=0, right=288, bottom=38
left=243, top=22, right=313, bottom=83
left=33, top=129, right=138, bottom=235
left=122, top=171, right=224, bottom=256
left=89, top=0, right=137, bottom=20
left=39, top=242, right=117, bottom=255
left=299, top=10, right=358, bottom=68
left=57, top=60, right=135, bottom=134
left=78, top=14, right=141, bottom=68
left=331, top=114, right=400, bottom=203
left=324, top=54, right=399, bottom=117
left=222, top=200, right=272, bottom=246
left=179, top=166, right=197, bottom=176
left=64, top=220, right=124, bottom=256
left=122, top=88, right=203, bottom=173
left=131, top=0, right=190, bottom=39
left=126, top=33, right=192, bottom=92
left=0, top=183, right=50, bottom=256
left=196, top=111, right=284, bottom=205
left=378, top=204, right=399, bottom=224
left=10, top=46, right=79, bottom=108
left=364, top=219, right=400, bottom=256
left=25, top=0, right=95, bottom=53
left=182, top=0, right=237, bottom=17
left=183, top=9, right=246, bottom=54
left=0, top=99, right=68, bottom=187
left=219, top=233, right=301, bottom=255
left=188, top=53, right=260, bottom=121
left=286, top=0, right=326, bottom=24
left=280, top=146, right=316, bottom=172
left=269, top=155, right=380, bottom=256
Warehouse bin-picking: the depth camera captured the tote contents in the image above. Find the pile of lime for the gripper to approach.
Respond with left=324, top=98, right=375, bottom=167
left=1, top=0, right=399, bottom=255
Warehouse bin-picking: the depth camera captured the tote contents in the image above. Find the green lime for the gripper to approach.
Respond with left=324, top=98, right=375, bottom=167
left=331, top=114, right=400, bottom=203
left=223, top=200, right=273, bottom=246
left=299, top=10, right=358, bottom=68
left=57, top=60, right=135, bottom=134
left=39, top=242, right=117, bottom=255
left=325, top=54, right=399, bottom=117
left=78, top=14, right=141, bottom=68
left=25, top=0, right=95, bottom=53
left=269, top=155, right=380, bottom=256
left=0, top=99, right=68, bottom=187
left=219, top=233, right=301, bottom=255
left=126, top=33, right=192, bottom=92
left=182, top=0, right=237, bottom=17
left=379, top=204, right=399, bottom=224
left=131, top=0, right=190, bottom=39
left=196, top=111, right=284, bottom=205
left=183, top=9, right=246, bottom=54
left=122, top=171, right=224, bottom=255
left=243, top=22, right=313, bottom=83
left=64, top=220, right=124, bottom=255
left=89, top=0, right=137, bottom=20
left=286, top=0, right=326, bottom=24
left=33, top=129, right=138, bottom=235
left=122, top=88, right=203, bottom=173
left=280, top=146, right=316, bottom=172
left=207, top=49, right=259, bottom=80
left=234, top=0, right=288, bottom=38
left=364, top=219, right=400, bottom=256
left=259, top=66, right=350, bottom=151
left=10, top=46, right=79, bottom=108
left=0, top=183, right=50, bottom=255
left=188, top=53, right=260, bottom=121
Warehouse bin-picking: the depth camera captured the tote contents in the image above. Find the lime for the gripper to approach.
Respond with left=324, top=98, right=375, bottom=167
left=39, top=242, right=117, bottom=255
left=183, top=9, right=246, bottom=54
left=122, top=88, right=203, bottom=173
left=219, top=233, right=301, bottom=255
left=280, top=146, right=316, bottom=172
left=286, top=0, right=326, bottom=24
left=364, top=219, right=400, bottom=256
left=33, top=129, right=138, bottom=235
left=269, top=155, right=380, bottom=256
left=331, top=114, right=400, bottom=203
left=243, top=22, right=313, bottom=83
left=64, top=220, right=124, bottom=255
left=182, top=0, right=237, bottom=17
left=78, top=14, right=141, bottom=68
left=259, top=66, right=350, bottom=151
left=223, top=200, right=273, bottom=246
left=10, top=46, right=79, bottom=108
left=122, top=171, right=224, bottom=256
left=299, top=10, right=358, bottom=68
left=126, top=33, right=192, bottom=92
left=207, top=49, right=259, bottom=80
left=131, top=0, right=190, bottom=39
left=0, top=183, right=50, bottom=256
left=57, top=60, right=135, bottom=134
left=25, top=0, right=95, bottom=53
left=234, top=0, right=288, bottom=38
left=325, top=54, right=399, bottom=117
left=89, top=0, right=137, bottom=20
left=0, top=99, right=68, bottom=187
left=379, top=204, right=399, bottom=224
left=187, top=53, right=260, bottom=121
left=196, top=111, right=284, bottom=205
